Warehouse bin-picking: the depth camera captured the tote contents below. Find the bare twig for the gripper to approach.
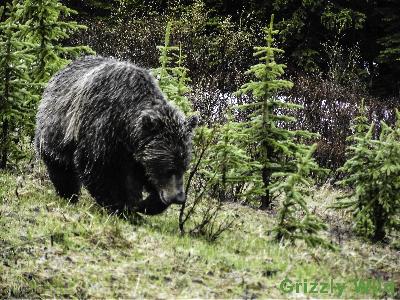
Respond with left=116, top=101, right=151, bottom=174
left=179, top=126, right=217, bottom=234
left=15, top=175, right=23, bottom=200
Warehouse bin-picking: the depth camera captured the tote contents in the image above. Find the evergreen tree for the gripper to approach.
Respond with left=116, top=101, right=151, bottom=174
left=200, top=111, right=261, bottom=202
left=22, top=0, right=93, bottom=83
left=0, top=1, right=38, bottom=169
left=271, top=144, right=334, bottom=249
left=153, top=21, right=193, bottom=115
left=236, top=15, right=317, bottom=209
left=334, top=106, right=400, bottom=242
left=0, top=0, right=93, bottom=169
left=348, top=99, right=370, bottom=141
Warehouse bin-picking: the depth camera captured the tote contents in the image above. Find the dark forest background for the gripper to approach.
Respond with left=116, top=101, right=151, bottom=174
left=62, top=0, right=400, bottom=97
left=55, top=0, right=400, bottom=170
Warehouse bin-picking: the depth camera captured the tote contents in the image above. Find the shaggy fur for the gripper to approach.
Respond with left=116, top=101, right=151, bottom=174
left=35, top=56, right=197, bottom=215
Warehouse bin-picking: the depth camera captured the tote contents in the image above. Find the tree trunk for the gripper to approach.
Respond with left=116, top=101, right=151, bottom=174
left=0, top=37, right=11, bottom=169
left=260, top=166, right=271, bottom=209
left=372, top=202, right=386, bottom=242
left=0, top=121, right=9, bottom=169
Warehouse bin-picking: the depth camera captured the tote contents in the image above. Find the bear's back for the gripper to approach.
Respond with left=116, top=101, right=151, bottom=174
left=35, top=56, right=164, bottom=158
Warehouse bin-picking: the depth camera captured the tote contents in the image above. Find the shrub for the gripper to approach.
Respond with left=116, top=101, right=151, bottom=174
left=334, top=105, right=400, bottom=242
left=271, top=144, right=334, bottom=249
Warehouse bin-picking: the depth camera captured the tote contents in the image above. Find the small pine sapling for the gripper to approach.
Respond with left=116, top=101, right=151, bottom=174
left=200, top=111, right=262, bottom=202
left=236, top=15, right=317, bottom=209
left=348, top=99, right=370, bottom=144
left=271, top=144, right=335, bottom=249
left=334, top=104, right=400, bottom=242
left=153, top=21, right=193, bottom=115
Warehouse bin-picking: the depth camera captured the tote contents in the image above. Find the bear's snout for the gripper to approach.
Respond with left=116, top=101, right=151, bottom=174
left=173, top=191, right=186, bottom=204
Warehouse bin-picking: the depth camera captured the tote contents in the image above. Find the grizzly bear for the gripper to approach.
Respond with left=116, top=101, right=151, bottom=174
left=35, top=56, right=197, bottom=215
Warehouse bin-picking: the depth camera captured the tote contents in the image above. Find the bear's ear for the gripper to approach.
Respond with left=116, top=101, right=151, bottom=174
left=141, top=113, right=160, bottom=132
left=186, top=115, right=198, bottom=133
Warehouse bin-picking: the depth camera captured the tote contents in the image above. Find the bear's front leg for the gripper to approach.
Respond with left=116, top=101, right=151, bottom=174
left=135, top=192, right=170, bottom=215
left=78, top=165, right=140, bottom=214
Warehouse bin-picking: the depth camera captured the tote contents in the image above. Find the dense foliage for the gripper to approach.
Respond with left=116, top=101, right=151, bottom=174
left=334, top=105, right=400, bottom=242
left=271, top=144, right=333, bottom=249
left=62, top=0, right=400, bottom=97
left=21, top=0, right=93, bottom=82
left=0, top=0, right=91, bottom=169
left=0, top=1, right=37, bottom=168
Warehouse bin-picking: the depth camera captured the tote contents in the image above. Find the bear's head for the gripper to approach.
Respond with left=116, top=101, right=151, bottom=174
left=139, top=105, right=198, bottom=206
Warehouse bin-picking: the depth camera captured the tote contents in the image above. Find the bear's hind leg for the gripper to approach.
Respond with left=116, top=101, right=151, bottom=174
left=45, top=159, right=81, bottom=203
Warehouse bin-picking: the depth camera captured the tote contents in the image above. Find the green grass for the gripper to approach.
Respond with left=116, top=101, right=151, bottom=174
left=0, top=169, right=399, bottom=298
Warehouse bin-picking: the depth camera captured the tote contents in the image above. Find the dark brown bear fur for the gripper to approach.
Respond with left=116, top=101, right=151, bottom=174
left=35, top=56, right=197, bottom=215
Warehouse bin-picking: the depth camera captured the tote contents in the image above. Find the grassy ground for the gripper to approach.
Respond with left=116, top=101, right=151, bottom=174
left=0, top=168, right=399, bottom=299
